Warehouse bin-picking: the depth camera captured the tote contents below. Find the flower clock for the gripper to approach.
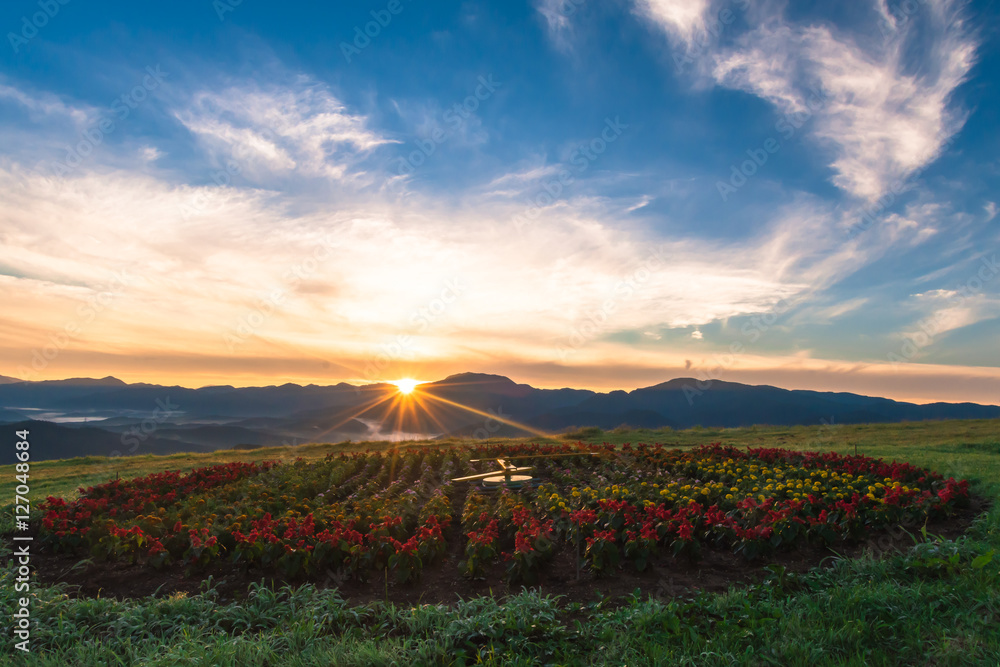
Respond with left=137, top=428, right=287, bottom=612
left=39, top=443, right=970, bottom=584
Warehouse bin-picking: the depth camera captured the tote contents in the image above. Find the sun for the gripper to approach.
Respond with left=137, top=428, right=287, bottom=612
left=391, top=378, right=421, bottom=395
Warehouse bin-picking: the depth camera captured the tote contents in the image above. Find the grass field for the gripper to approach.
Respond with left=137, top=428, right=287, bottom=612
left=2, top=418, right=1000, bottom=665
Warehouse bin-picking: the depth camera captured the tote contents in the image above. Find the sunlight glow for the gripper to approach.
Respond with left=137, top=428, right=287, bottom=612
left=391, top=378, right=421, bottom=394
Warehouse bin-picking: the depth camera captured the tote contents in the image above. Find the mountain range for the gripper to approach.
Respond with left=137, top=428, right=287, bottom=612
left=1, top=372, right=997, bottom=463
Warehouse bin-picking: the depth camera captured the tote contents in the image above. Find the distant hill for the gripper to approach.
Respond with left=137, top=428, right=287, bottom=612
left=0, top=378, right=362, bottom=418
left=0, top=420, right=210, bottom=465
left=0, top=376, right=131, bottom=407
left=417, top=374, right=1000, bottom=435
left=1, top=372, right=998, bottom=458
left=558, top=378, right=1000, bottom=431
left=0, top=408, right=31, bottom=422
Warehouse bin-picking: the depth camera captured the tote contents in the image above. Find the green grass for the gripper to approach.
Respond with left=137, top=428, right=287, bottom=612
left=2, top=418, right=1000, bottom=665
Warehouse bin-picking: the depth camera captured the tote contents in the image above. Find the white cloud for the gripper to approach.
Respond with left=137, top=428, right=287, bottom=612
left=0, top=158, right=863, bottom=369
left=175, top=78, right=395, bottom=182
left=874, top=0, right=898, bottom=35
left=535, top=0, right=577, bottom=50
left=899, top=277, right=1000, bottom=348
left=139, top=146, right=162, bottom=162
left=487, top=163, right=564, bottom=188
left=624, top=195, right=653, bottom=212
left=633, top=0, right=713, bottom=47
left=0, top=52, right=990, bottom=391
left=723, top=3, right=974, bottom=201
left=637, top=0, right=977, bottom=202
left=793, top=297, right=870, bottom=325
left=0, top=82, right=94, bottom=126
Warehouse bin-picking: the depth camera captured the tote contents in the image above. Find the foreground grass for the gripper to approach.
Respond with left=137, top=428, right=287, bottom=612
left=2, top=419, right=1000, bottom=665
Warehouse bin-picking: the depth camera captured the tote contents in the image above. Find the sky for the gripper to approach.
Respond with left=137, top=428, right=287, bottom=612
left=0, top=0, right=998, bottom=404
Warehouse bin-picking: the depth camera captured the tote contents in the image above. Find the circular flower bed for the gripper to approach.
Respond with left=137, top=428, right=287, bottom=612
left=38, top=443, right=970, bottom=584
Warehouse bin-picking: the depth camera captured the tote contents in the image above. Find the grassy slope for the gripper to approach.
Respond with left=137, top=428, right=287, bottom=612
left=4, top=418, right=998, bottom=506
left=1, top=418, right=999, bottom=665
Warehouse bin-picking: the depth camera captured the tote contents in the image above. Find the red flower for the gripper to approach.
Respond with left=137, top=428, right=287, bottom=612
left=677, top=521, right=694, bottom=541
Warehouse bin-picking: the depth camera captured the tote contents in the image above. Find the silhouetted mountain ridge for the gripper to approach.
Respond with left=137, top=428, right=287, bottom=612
left=1, top=373, right=997, bottom=461
left=0, top=420, right=208, bottom=465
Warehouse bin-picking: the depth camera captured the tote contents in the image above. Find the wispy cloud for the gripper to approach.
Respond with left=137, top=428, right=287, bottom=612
left=905, top=287, right=1000, bottom=339
left=534, top=0, right=583, bottom=51
left=636, top=0, right=977, bottom=202
left=0, top=82, right=94, bottom=126
left=0, top=156, right=855, bottom=379
left=176, top=77, right=395, bottom=182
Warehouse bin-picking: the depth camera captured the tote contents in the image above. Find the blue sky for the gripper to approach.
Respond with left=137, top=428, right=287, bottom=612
left=0, top=0, right=998, bottom=403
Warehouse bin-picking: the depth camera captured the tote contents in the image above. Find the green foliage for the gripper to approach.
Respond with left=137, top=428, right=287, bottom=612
left=4, top=419, right=1000, bottom=664
left=460, top=540, right=497, bottom=580
left=584, top=532, right=620, bottom=574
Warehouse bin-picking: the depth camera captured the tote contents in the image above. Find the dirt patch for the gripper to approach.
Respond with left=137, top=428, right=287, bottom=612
left=10, top=496, right=987, bottom=608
